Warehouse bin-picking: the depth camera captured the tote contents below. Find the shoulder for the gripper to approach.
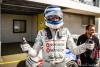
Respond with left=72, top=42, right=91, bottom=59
left=78, top=34, right=85, bottom=39
left=62, top=27, right=71, bottom=35
left=79, top=34, right=84, bottom=37
left=63, top=27, right=68, bottom=30
left=38, top=29, right=44, bottom=33
left=38, top=29, right=46, bottom=35
left=62, top=27, right=70, bottom=32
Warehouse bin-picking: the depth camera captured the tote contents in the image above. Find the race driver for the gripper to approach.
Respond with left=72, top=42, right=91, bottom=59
left=21, top=5, right=95, bottom=67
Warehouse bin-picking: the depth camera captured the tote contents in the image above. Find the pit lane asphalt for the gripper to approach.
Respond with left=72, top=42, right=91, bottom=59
left=0, top=42, right=33, bottom=67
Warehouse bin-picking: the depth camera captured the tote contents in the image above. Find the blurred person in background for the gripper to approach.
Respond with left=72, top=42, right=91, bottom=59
left=77, top=24, right=100, bottom=67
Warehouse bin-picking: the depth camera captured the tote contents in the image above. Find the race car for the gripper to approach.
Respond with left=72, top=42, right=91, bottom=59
left=26, top=49, right=78, bottom=67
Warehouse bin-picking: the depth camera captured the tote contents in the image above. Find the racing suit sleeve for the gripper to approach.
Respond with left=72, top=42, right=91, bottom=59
left=33, top=30, right=43, bottom=53
left=28, top=30, right=43, bottom=57
left=66, top=29, right=86, bottom=55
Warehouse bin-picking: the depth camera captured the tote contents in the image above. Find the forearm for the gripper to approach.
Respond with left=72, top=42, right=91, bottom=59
left=68, top=43, right=86, bottom=55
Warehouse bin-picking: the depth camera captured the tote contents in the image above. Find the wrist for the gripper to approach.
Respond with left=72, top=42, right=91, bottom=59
left=28, top=48, right=37, bottom=57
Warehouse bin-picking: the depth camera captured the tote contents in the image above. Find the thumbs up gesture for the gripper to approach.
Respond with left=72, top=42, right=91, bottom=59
left=20, top=37, right=31, bottom=52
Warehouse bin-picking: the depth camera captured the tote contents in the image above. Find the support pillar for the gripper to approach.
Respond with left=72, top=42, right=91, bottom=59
left=0, top=0, right=3, bottom=62
left=95, top=0, right=100, bottom=7
left=97, top=18, right=100, bottom=39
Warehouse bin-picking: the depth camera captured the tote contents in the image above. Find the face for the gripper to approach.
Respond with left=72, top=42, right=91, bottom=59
left=49, top=16, right=60, bottom=21
left=86, top=26, right=95, bottom=36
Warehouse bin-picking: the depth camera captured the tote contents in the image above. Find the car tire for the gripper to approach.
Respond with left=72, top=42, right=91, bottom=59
left=66, top=60, right=78, bottom=67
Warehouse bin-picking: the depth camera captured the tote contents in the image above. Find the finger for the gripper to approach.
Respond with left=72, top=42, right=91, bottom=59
left=22, top=47, right=29, bottom=51
left=22, top=48, right=26, bottom=51
left=77, top=61, right=80, bottom=65
left=22, top=44, right=29, bottom=46
left=21, top=44, right=30, bottom=48
left=78, top=62, right=81, bottom=66
left=79, top=62, right=81, bottom=66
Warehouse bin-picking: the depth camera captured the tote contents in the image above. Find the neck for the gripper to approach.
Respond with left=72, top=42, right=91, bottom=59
left=86, top=33, right=91, bottom=38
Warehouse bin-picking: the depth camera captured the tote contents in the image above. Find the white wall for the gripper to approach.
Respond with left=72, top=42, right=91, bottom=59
left=1, top=14, right=32, bottom=43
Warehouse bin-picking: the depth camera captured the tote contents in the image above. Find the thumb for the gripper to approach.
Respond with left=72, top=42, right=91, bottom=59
left=22, top=37, right=27, bottom=44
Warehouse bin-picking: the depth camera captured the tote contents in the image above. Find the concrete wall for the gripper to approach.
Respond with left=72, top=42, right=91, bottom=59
left=63, top=13, right=86, bottom=35
left=1, top=14, right=32, bottom=43
left=95, top=18, right=98, bottom=32
left=63, top=13, right=99, bottom=38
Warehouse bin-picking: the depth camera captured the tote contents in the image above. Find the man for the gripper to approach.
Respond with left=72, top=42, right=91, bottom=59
left=77, top=24, right=100, bottom=67
left=20, top=5, right=94, bottom=67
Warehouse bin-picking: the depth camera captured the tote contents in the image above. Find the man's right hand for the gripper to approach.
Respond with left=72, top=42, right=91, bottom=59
left=20, top=43, right=31, bottom=52
left=77, top=58, right=81, bottom=66
left=85, top=41, right=95, bottom=50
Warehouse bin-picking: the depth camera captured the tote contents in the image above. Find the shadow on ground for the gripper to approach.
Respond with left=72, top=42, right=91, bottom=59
left=16, top=60, right=26, bottom=67
left=1, top=42, right=34, bottom=56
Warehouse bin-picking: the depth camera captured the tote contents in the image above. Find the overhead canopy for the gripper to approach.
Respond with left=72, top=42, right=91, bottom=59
left=26, top=0, right=100, bottom=18
left=1, top=0, right=48, bottom=15
left=1, top=0, right=100, bottom=17
left=1, top=0, right=65, bottom=15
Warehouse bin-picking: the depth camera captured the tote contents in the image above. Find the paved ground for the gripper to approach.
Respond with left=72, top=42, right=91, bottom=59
left=0, top=42, right=34, bottom=67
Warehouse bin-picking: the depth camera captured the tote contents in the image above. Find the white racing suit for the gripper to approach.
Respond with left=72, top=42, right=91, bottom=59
left=29, top=27, right=86, bottom=67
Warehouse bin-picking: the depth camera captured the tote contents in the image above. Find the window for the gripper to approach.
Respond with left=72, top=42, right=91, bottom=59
left=82, top=15, right=89, bottom=26
left=82, top=15, right=95, bottom=26
left=13, top=20, right=26, bottom=33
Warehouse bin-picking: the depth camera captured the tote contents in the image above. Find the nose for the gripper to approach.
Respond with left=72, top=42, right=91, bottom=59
left=51, top=17, right=59, bottom=21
